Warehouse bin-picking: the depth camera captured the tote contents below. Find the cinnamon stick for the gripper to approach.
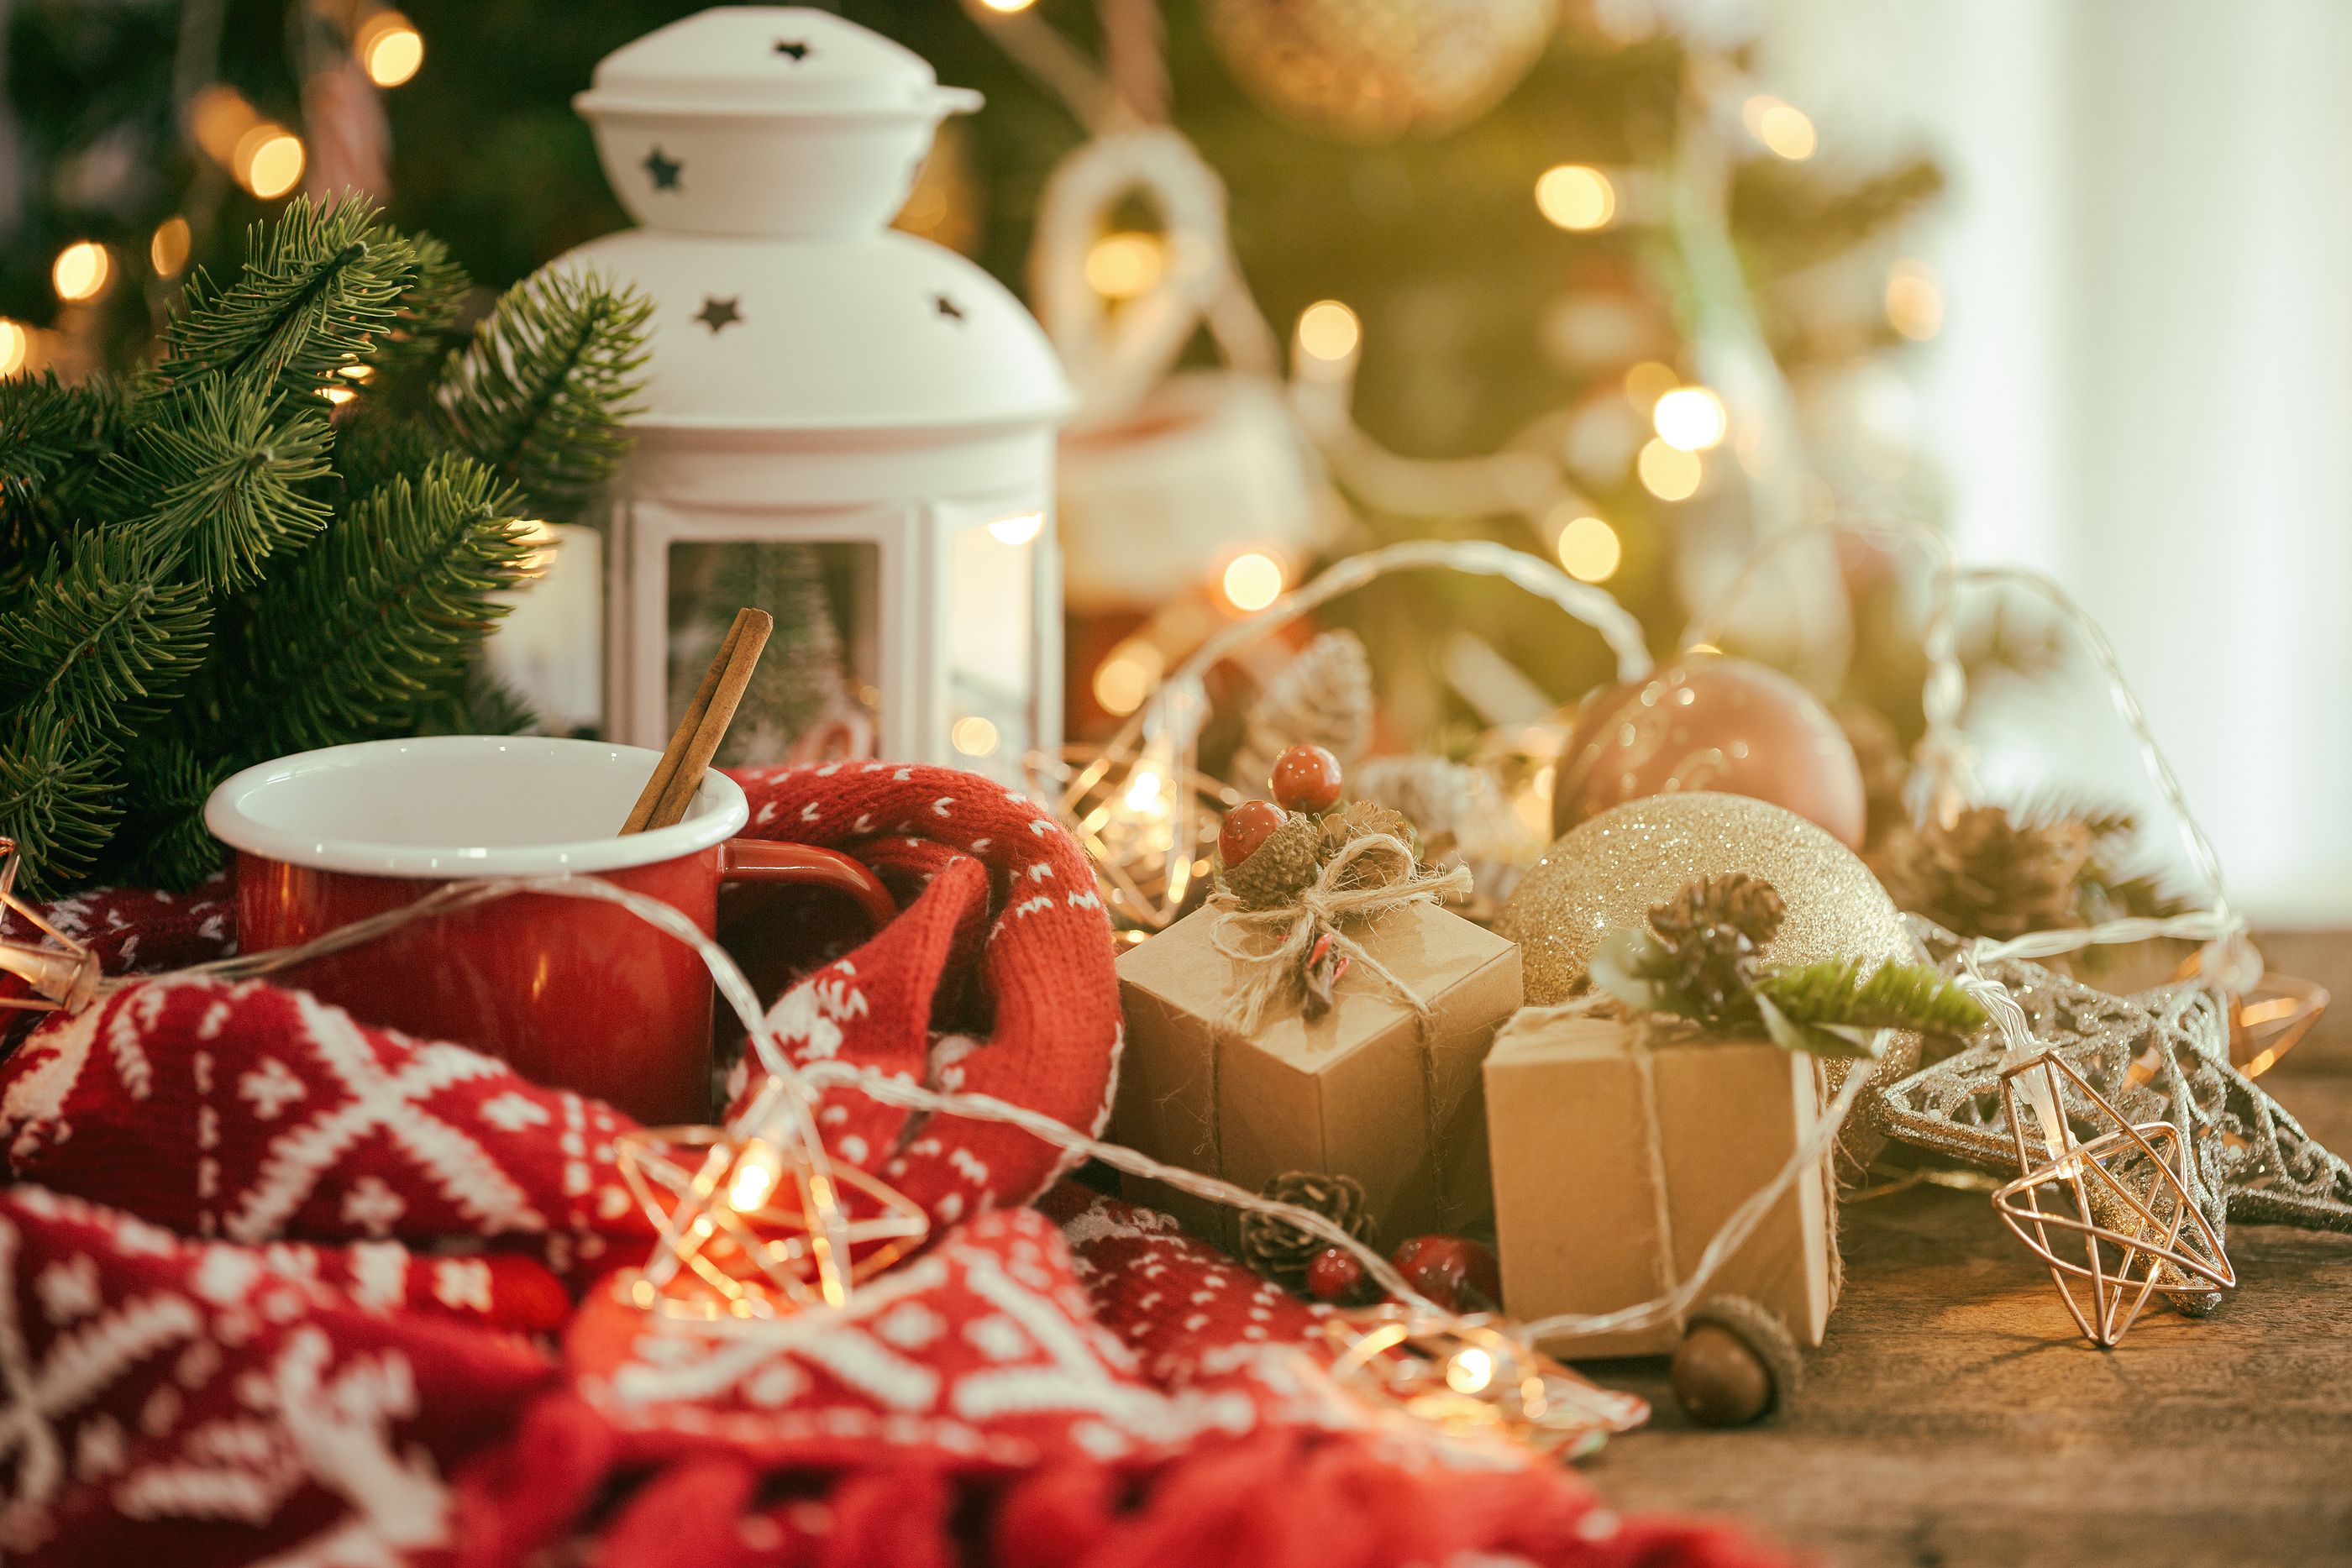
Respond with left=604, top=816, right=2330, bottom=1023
left=619, top=607, right=773, bottom=835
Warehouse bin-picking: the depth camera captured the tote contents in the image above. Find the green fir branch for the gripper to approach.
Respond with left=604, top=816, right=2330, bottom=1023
left=226, top=453, right=532, bottom=759
left=0, top=711, right=121, bottom=894
left=370, top=231, right=472, bottom=385
left=108, top=737, right=231, bottom=889
left=1, top=374, right=129, bottom=572
left=1752, top=957, right=1988, bottom=1036
left=108, top=379, right=333, bottom=594
left=436, top=267, right=651, bottom=521
left=0, top=533, right=212, bottom=738
left=156, top=195, right=416, bottom=401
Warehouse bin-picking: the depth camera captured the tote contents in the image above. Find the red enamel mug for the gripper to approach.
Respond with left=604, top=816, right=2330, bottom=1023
left=204, top=736, right=892, bottom=1125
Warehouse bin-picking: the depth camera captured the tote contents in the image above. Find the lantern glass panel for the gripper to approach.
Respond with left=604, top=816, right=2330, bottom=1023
left=664, top=539, right=880, bottom=766
left=947, top=517, right=1037, bottom=784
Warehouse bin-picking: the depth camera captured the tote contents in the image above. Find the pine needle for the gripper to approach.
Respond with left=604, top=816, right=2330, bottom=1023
left=0, top=533, right=212, bottom=738
left=109, top=378, right=333, bottom=594
left=157, top=195, right=416, bottom=401
left=1752, top=957, right=1988, bottom=1036
left=436, top=267, right=651, bottom=521
left=224, top=454, right=533, bottom=759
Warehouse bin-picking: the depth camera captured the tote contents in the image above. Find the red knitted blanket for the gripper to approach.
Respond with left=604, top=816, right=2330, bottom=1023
left=0, top=763, right=1777, bottom=1568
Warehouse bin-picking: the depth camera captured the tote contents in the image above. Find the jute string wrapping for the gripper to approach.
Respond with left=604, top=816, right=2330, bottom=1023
left=1205, top=831, right=1472, bottom=1035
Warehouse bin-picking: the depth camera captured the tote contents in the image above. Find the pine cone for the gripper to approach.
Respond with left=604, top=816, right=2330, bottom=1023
left=1221, top=812, right=1325, bottom=909
left=1233, top=631, right=1374, bottom=791
left=1316, top=799, right=1420, bottom=884
left=1646, top=873, right=1787, bottom=1028
left=1237, top=1170, right=1373, bottom=1288
left=1871, top=805, right=2092, bottom=942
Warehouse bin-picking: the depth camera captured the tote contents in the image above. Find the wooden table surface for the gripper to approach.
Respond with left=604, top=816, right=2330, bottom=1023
left=1580, top=940, right=2352, bottom=1568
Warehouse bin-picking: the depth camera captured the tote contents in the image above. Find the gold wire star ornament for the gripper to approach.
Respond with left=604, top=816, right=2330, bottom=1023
left=613, top=1073, right=927, bottom=1320
left=1318, top=1305, right=1648, bottom=1458
left=1991, top=1048, right=2234, bottom=1348
left=0, top=838, right=98, bottom=1015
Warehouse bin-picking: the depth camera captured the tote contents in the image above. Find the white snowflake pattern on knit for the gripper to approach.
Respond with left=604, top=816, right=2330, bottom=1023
left=224, top=994, right=546, bottom=1245
left=766, top=973, right=869, bottom=1062
left=477, top=1093, right=552, bottom=1134
left=238, top=1057, right=307, bottom=1120
left=32, top=1256, right=100, bottom=1326
left=339, top=1179, right=406, bottom=1240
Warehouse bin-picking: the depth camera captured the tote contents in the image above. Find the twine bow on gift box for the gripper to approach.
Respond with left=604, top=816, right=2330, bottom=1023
left=1207, top=830, right=1471, bottom=1031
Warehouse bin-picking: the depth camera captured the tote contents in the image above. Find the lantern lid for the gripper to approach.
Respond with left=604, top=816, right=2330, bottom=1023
left=574, top=6, right=980, bottom=120
left=554, top=226, right=1074, bottom=436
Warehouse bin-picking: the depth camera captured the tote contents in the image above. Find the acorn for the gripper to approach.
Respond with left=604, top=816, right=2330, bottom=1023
left=1271, top=743, right=1345, bottom=813
left=1219, top=800, right=1288, bottom=867
left=1670, top=1295, right=1803, bottom=1427
left=1220, top=809, right=1325, bottom=909
left=1391, top=1234, right=1500, bottom=1313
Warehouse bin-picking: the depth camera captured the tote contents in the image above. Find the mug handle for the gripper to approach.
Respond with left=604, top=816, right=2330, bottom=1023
left=719, top=839, right=897, bottom=934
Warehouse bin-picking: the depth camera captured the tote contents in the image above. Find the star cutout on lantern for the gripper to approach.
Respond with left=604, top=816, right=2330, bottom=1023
left=774, top=39, right=811, bottom=60
left=695, top=296, right=743, bottom=333
left=643, top=147, right=683, bottom=191
left=932, top=293, right=965, bottom=323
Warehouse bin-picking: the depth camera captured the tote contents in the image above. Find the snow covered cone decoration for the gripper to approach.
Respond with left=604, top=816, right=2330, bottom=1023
left=554, top=8, right=1074, bottom=781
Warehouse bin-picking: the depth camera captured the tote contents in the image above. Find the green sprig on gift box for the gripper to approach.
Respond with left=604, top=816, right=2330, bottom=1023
left=0, top=196, right=649, bottom=895
left=1592, top=873, right=1987, bottom=1060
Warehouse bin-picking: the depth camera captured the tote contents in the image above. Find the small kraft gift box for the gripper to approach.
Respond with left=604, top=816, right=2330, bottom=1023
left=1483, top=1009, right=1838, bottom=1358
left=1115, top=896, right=1521, bottom=1251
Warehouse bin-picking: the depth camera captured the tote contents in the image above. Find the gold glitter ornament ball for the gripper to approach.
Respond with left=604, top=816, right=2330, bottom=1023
left=1504, top=790, right=1912, bottom=1004
left=1503, top=792, right=1921, bottom=1178
left=1205, top=0, right=1557, bottom=144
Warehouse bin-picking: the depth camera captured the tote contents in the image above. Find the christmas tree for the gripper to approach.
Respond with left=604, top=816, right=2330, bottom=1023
left=0, top=194, right=648, bottom=894
left=0, top=0, right=1948, bottom=777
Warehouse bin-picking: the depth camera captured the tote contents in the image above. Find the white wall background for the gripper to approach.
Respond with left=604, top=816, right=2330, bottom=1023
left=1759, top=0, right=2352, bottom=925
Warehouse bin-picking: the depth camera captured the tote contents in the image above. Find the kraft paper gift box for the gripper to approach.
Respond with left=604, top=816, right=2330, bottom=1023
left=1113, top=900, right=1521, bottom=1251
left=1483, top=1010, right=1838, bottom=1358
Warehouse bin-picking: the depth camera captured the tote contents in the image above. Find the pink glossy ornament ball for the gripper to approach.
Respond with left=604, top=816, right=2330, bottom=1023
left=1551, top=657, right=1867, bottom=850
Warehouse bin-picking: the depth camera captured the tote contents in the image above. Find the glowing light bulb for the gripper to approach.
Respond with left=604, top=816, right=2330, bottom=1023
left=190, top=84, right=258, bottom=165
left=511, top=519, right=558, bottom=577
left=1221, top=552, right=1284, bottom=612
left=357, top=12, right=425, bottom=87
left=1093, top=640, right=1163, bottom=716
left=1741, top=95, right=1817, bottom=160
left=0, top=321, right=26, bottom=377
left=1886, top=259, right=1944, bottom=341
left=1296, top=300, right=1361, bottom=364
left=1555, top=515, right=1622, bottom=584
left=951, top=716, right=1000, bottom=757
left=1637, top=438, right=1702, bottom=501
left=51, top=243, right=111, bottom=303
left=1084, top=232, right=1166, bottom=301
left=1122, top=767, right=1165, bottom=813
left=1651, top=385, right=1727, bottom=451
left=150, top=216, right=192, bottom=278
left=978, top=0, right=1037, bottom=11
left=727, top=1144, right=782, bottom=1212
left=1446, top=1347, right=1495, bottom=1394
left=986, top=510, right=1043, bottom=545
left=1622, top=359, right=1678, bottom=412
left=1535, top=164, right=1614, bottom=230
left=236, top=126, right=306, bottom=199
left=321, top=385, right=357, bottom=406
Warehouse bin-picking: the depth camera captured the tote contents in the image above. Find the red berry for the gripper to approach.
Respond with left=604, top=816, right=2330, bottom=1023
left=1219, top=800, right=1288, bottom=866
left=1392, top=1235, right=1500, bottom=1313
left=1270, top=744, right=1344, bottom=812
left=1305, top=1246, right=1377, bottom=1305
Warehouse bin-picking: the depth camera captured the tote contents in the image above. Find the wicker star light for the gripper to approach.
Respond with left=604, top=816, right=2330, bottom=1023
left=1990, top=1047, right=2234, bottom=1346
left=615, top=1073, right=927, bottom=1319
left=0, top=838, right=97, bottom=1014
left=1877, top=919, right=2352, bottom=1243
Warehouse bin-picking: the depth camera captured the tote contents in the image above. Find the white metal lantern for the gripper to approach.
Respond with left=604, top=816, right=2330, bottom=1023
left=554, top=7, right=1073, bottom=783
